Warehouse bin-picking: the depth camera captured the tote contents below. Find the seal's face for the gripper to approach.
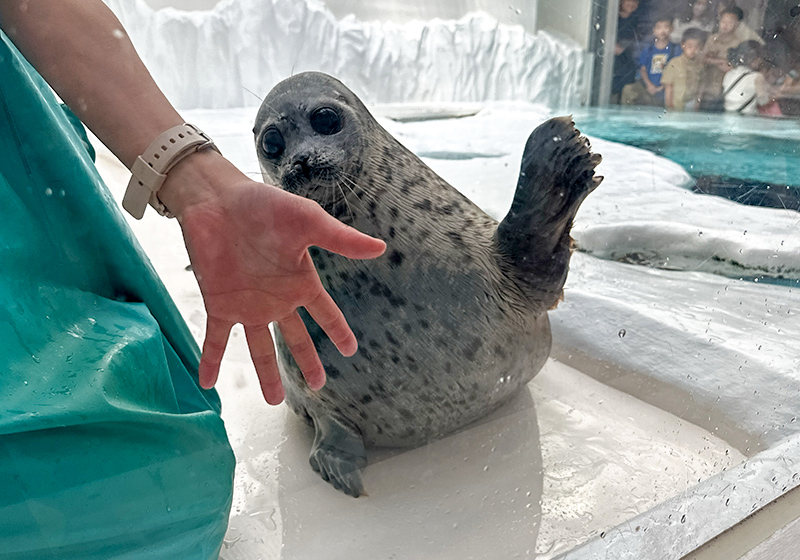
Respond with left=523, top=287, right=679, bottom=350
left=254, top=72, right=371, bottom=213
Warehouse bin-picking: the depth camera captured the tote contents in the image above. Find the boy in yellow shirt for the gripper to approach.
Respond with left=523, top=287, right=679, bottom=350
left=662, top=28, right=707, bottom=111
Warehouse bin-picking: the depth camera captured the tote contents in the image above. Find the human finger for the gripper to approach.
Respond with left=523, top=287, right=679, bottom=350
left=304, top=288, right=358, bottom=357
left=199, top=316, right=233, bottom=389
left=301, top=202, right=386, bottom=259
left=277, top=311, right=327, bottom=391
left=243, top=323, right=284, bottom=405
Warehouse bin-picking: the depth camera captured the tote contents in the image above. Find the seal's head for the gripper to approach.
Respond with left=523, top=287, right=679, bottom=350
left=254, top=72, right=375, bottom=210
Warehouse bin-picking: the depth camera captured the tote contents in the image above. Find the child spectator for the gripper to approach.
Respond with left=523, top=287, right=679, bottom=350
left=723, top=40, right=773, bottom=115
left=662, top=27, right=707, bottom=111
left=714, top=2, right=764, bottom=44
left=704, top=8, right=745, bottom=75
left=621, top=17, right=682, bottom=106
left=671, top=0, right=714, bottom=43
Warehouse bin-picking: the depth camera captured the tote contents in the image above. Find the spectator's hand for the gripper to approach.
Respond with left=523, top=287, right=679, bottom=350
left=614, top=43, right=625, bottom=56
left=646, top=82, right=662, bottom=95
left=170, top=158, right=386, bottom=404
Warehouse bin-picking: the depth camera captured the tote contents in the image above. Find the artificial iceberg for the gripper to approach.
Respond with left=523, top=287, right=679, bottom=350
left=105, top=0, right=585, bottom=110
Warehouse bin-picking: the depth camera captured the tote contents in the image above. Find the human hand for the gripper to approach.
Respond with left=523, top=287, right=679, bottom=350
left=646, top=82, right=662, bottom=95
left=170, top=159, right=386, bottom=404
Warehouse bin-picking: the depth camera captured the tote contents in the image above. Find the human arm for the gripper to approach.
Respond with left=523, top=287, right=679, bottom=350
left=0, top=0, right=386, bottom=404
left=664, top=83, right=675, bottom=108
left=701, top=38, right=731, bottom=72
left=753, top=73, right=771, bottom=107
left=662, top=60, right=677, bottom=109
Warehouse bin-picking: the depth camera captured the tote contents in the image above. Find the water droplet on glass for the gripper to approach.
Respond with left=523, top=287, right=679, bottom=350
left=618, top=329, right=626, bottom=338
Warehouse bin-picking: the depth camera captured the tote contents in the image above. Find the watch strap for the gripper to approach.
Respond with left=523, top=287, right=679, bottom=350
left=122, top=123, right=218, bottom=219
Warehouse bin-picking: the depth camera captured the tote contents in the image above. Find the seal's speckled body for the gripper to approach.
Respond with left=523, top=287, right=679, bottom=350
left=255, top=72, right=601, bottom=496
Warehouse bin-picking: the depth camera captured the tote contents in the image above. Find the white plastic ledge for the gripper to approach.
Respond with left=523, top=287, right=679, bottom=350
left=555, top=433, right=800, bottom=560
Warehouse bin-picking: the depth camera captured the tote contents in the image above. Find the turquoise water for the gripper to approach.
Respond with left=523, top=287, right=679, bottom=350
left=574, top=107, right=800, bottom=190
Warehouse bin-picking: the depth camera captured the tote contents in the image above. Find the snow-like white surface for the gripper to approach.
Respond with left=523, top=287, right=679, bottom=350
left=104, top=0, right=585, bottom=110
left=92, top=100, right=800, bottom=557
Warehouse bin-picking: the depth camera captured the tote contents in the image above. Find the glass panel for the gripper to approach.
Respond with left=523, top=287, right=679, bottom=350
left=102, top=0, right=797, bottom=557
left=4, top=0, right=796, bottom=558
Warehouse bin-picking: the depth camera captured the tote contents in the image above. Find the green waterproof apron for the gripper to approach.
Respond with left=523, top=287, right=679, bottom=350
left=0, top=32, right=235, bottom=559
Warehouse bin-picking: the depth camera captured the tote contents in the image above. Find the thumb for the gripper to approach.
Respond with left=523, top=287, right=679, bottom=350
left=303, top=203, right=386, bottom=260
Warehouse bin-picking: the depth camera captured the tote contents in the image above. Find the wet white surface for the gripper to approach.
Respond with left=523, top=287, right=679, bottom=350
left=90, top=102, right=770, bottom=557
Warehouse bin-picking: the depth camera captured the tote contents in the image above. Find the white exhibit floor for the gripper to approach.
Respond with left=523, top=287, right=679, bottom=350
left=91, top=101, right=800, bottom=558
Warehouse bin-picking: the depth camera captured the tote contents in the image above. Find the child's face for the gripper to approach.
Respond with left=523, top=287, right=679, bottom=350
left=718, top=13, right=740, bottom=35
left=681, top=38, right=703, bottom=59
left=653, top=21, right=673, bottom=41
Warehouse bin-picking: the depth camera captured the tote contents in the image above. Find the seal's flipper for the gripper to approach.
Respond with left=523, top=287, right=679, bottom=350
left=308, top=413, right=368, bottom=497
left=495, top=117, right=602, bottom=309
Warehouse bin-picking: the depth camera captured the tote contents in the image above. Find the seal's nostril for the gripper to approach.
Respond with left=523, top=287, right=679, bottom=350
left=292, top=159, right=310, bottom=177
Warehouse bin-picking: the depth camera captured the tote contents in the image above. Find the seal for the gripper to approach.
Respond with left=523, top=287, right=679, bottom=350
left=254, top=72, right=601, bottom=497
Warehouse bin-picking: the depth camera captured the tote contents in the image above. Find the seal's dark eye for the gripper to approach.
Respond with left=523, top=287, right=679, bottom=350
left=310, top=107, right=341, bottom=135
left=260, top=127, right=284, bottom=158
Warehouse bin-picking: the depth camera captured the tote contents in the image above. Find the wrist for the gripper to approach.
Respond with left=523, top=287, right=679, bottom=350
left=157, top=148, right=245, bottom=221
left=122, top=123, right=225, bottom=219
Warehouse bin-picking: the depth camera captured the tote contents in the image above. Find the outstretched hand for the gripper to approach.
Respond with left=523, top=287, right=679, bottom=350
left=177, top=176, right=385, bottom=404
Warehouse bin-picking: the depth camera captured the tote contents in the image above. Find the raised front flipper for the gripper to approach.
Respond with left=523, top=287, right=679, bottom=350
left=495, top=117, right=602, bottom=310
left=309, top=413, right=368, bottom=497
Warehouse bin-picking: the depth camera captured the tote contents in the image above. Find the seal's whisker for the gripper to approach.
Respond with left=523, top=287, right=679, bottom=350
left=336, top=181, right=355, bottom=220
left=338, top=175, right=360, bottom=201
left=242, top=86, right=263, bottom=102
left=339, top=175, right=378, bottom=213
left=340, top=173, right=379, bottom=207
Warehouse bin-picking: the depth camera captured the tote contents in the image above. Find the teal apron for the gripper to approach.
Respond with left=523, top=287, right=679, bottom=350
left=0, top=32, right=234, bottom=559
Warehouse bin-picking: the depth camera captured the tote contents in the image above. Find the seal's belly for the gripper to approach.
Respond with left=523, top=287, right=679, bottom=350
left=277, top=256, right=550, bottom=447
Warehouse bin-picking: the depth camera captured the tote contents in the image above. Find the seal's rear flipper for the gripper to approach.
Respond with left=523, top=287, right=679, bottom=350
left=309, top=413, right=368, bottom=497
left=495, top=117, right=602, bottom=309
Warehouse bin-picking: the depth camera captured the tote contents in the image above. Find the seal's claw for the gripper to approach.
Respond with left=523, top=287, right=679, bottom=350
left=309, top=415, right=367, bottom=497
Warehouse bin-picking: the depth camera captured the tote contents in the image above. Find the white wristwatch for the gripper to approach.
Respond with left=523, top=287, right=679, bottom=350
left=122, top=123, right=218, bottom=219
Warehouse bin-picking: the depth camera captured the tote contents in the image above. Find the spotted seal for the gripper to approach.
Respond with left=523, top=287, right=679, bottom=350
left=254, top=72, right=601, bottom=497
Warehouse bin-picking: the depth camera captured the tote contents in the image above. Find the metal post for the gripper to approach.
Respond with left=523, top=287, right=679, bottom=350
left=589, top=0, right=620, bottom=106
